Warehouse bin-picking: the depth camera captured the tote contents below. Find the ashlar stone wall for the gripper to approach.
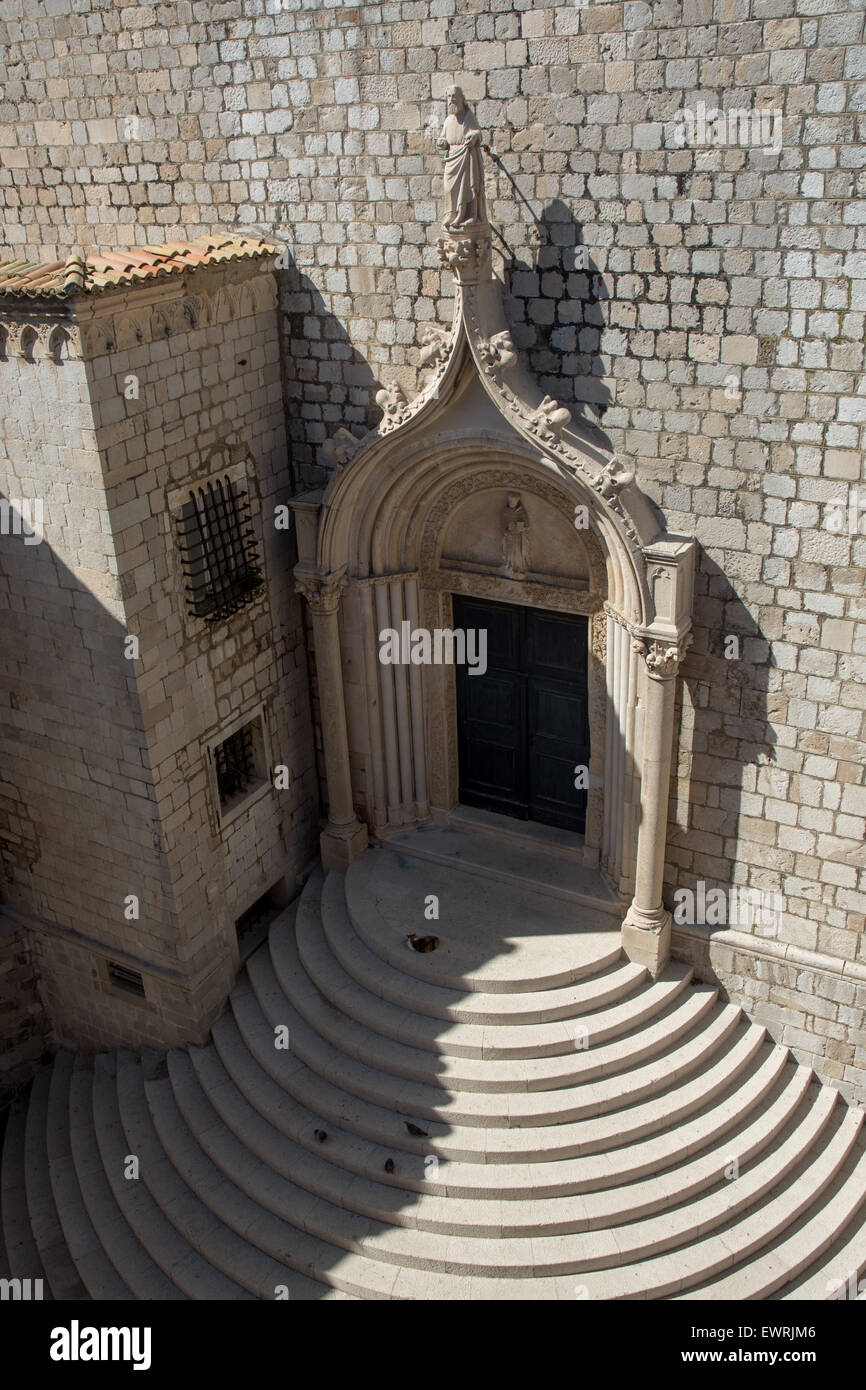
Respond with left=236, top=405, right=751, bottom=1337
left=0, top=263, right=318, bottom=1058
left=0, top=0, right=864, bottom=1090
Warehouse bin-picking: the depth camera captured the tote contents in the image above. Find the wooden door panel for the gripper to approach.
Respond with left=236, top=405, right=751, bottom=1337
left=453, top=596, right=589, bottom=833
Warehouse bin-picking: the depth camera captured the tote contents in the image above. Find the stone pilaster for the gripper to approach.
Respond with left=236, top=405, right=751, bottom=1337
left=622, top=634, right=691, bottom=979
left=295, top=565, right=368, bottom=872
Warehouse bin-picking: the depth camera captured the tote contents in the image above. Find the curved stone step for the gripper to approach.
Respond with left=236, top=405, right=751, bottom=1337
left=209, top=1010, right=793, bottom=1195
left=228, top=976, right=770, bottom=1162
left=45, top=1051, right=132, bottom=1301
left=674, top=1114, right=866, bottom=1301
left=90, top=1052, right=225, bottom=1301
left=181, top=1040, right=822, bottom=1241
left=299, top=881, right=684, bottom=1060
left=247, top=945, right=731, bottom=1125
left=142, top=1068, right=390, bottom=1300
left=1, top=1098, right=50, bottom=1289
left=347, top=851, right=623, bottom=994
left=543, top=1107, right=864, bottom=1300
left=115, top=1050, right=345, bottom=1301
left=320, top=870, right=646, bottom=1025
left=155, top=1044, right=845, bottom=1283
left=24, top=1066, right=86, bottom=1299
left=67, top=1055, right=184, bottom=1302
left=779, top=1156, right=866, bottom=1300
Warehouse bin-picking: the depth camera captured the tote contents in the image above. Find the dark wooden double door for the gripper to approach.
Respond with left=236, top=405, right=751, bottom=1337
left=454, top=596, right=590, bottom=834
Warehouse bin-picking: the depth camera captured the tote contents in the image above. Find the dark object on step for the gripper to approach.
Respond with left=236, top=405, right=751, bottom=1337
left=405, top=1121, right=428, bottom=1138
left=314, top=1129, right=328, bottom=1143
left=407, top=934, right=439, bottom=953
left=384, top=1157, right=395, bottom=1174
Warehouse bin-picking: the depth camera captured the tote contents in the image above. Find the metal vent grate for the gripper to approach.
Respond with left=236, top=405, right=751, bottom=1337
left=108, top=961, right=146, bottom=998
left=176, top=475, right=263, bottom=622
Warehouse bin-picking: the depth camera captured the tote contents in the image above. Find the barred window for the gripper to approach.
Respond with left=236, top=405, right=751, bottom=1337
left=212, top=717, right=268, bottom=815
left=215, top=725, right=256, bottom=807
left=176, top=475, right=263, bottom=622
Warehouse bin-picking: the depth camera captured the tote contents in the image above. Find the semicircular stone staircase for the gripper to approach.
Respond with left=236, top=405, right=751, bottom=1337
left=3, top=825, right=866, bottom=1301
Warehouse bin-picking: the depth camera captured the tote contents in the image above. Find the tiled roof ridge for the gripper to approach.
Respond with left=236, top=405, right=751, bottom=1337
left=0, top=234, right=278, bottom=300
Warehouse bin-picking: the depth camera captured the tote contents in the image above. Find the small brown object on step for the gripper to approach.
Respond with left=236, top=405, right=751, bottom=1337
left=384, top=1157, right=395, bottom=1174
left=407, top=934, right=439, bottom=953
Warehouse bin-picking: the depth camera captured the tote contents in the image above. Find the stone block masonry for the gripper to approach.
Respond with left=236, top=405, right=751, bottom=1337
left=0, top=0, right=864, bottom=1091
left=0, top=913, right=53, bottom=1096
left=0, top=254, right=319, bottom=1060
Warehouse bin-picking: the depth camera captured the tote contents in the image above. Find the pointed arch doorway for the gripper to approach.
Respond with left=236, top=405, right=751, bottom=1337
left=291, top=220, right=695, bottom=979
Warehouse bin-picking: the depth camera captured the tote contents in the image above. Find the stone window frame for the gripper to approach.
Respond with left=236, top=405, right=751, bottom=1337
left=204, top=703, right=273, bottom=832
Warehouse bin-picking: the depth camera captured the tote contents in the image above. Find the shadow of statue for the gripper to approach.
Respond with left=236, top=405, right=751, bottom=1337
left=495, top=196, right=614, bottom=447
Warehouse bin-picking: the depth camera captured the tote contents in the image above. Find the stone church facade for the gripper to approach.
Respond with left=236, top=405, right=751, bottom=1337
left=0, top=0, right=865, bottom=1303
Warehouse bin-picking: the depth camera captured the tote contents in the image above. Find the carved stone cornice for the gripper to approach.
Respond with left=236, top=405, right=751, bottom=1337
left=0, top=313, right=81, bottom=363
left=294, top=565, right=348, bottom=615
left=1, top=267, right=279, bottom=364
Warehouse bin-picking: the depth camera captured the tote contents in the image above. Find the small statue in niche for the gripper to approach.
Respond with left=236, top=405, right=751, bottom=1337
left=437, top=86, right=487, bottom=231
left=501, top=492, right=530, bottom=577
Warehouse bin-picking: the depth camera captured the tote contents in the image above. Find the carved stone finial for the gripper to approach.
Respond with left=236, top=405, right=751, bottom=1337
left=526, top=394, right=572, bottom=442
left=436, top=232, right=492, bottom=284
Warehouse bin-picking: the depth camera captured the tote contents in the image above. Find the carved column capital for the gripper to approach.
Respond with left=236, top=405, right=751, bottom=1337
left=633, top=632, right=693, bottom=680
left=294, top=565, right=348, bottom=615
left=437, top=228, right=492, bottom=284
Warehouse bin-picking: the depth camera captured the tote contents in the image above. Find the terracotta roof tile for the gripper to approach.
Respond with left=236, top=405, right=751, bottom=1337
left=0, top=235, right=277, bottom=299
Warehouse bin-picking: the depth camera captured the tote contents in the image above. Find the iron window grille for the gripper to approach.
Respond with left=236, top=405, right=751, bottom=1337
left=176, top=475, right=263, bottom=622
left=214, top=723, right=259, bottom=808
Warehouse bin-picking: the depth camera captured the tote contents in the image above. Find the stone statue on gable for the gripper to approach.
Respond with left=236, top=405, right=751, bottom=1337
left=437, top=86, right=487, bottom=230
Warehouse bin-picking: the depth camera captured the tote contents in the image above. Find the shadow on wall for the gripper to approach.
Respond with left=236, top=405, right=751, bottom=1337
left=668, top=543, right=776, bottom=942
left=498, top=197, right=614, bottom=443
left=276, top=201, right=619, bottom=493
left=276, top=250, right=381, bottom=492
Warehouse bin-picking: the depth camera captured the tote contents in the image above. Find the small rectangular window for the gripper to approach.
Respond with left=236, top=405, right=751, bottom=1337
left=212, top=716, right=268, bottom=815
left=175, top=475, right=263, bottom=622
left=108, top=962, right=146, bottom=998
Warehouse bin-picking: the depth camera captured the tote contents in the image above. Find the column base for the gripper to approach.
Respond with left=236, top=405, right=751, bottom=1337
left=320, top=819, right=368, bottom=873
left=621, top=908, right=671, bottom=980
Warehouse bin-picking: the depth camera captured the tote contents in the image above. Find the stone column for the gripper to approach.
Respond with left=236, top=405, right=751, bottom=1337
left=622, top=635, right=690, bottom=978
left=295, top=565, right=368, bottom=872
